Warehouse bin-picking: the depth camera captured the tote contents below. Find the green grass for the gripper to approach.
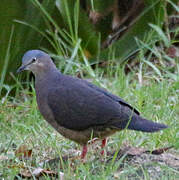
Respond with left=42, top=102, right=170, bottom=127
left=0, top=64, right=179, bottom=179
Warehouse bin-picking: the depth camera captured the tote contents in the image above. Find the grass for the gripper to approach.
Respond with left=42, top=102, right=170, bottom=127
left=0, top=63, right=179, bottom=179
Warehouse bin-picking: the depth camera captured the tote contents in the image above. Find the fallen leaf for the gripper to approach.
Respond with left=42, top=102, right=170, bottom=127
left=15, top=145, right=32, bottom=160
left=122, top=145, right=173, bottom=156
left=18, top=167, right=59, bottom=178
left=106, top=145, right=173, bottom=163
left=150, top=146, right=173, bottom=155
left=42, top=169, right=59, bottom=177
left=32, top=167, right=44, bottom=176
left=166, top=46, right=179, bottom=58
left=19, top=169, right=32, bottom=178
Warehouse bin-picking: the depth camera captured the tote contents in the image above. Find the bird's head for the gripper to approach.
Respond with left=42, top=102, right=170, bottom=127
left=17, top=50, right=56, bottom=75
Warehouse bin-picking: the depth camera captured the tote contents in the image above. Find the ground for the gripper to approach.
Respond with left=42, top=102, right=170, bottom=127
left=0, top=68, right=179, bottom=179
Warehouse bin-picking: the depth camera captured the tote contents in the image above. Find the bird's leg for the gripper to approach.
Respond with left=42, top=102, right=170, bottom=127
left=81, top=145, right=88, bottom=159
left=101, top=138, right=107, bottom=155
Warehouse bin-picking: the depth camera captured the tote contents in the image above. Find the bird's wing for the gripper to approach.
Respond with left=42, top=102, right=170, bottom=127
left=47, top=76, right=129, bottom=131
left=84, top=80, right=140, bottom=115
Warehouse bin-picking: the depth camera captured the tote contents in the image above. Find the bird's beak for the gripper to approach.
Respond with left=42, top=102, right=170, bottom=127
left=16, top=65, right=27, bottom=73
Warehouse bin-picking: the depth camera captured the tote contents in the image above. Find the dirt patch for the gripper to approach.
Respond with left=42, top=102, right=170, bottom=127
left=107, top=146, right=179, bottom=179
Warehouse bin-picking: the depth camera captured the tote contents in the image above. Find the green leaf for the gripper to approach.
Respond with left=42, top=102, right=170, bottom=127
left=143, top=59, right=162, bottom=78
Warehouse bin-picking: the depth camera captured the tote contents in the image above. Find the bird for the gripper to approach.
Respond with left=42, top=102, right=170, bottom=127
left=17, top=50, right=168, bottom=159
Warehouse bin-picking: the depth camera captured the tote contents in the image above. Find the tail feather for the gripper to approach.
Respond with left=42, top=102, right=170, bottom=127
left=127, top=115, right=168, bottom=132
left=114, top=115, right=168, bottom=132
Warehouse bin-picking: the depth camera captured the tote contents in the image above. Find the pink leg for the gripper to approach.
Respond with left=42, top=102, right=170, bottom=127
left=81, top=145, right=88, bottom=159
left=101, top=138, right=107, bottom=155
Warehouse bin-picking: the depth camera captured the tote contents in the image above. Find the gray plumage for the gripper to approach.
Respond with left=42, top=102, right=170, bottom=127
left=17, top=50, right=168, bottom=146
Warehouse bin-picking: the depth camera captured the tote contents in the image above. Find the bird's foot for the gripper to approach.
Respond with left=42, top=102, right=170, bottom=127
left=100, top=138, right=107, bottom=155
left=81, top=145, right=88, bottom=160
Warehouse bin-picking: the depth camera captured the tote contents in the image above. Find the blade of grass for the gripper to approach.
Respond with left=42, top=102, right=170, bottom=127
left=64, top=39, right=81, bottom=74
left=0, top=26, right=14, bottom=96
left=167, top=0, right=179, bottom=12
left=149, top=23, right=170, bottom=47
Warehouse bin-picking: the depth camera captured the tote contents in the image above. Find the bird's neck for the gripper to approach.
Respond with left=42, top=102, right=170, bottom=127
left=35, top=67, right=61, bottom=83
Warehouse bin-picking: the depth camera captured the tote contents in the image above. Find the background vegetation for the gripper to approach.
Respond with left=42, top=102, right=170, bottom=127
left=0, top=0, right=178, bottom=85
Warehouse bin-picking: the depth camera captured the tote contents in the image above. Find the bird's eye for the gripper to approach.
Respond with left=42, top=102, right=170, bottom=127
left=32, top=58, right=36, bottom=63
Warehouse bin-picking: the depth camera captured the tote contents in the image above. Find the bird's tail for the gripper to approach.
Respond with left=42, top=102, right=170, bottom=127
left=126, top=115, right=168, bottom=132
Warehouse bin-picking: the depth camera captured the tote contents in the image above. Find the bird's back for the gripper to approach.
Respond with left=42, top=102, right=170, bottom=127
left=43, top=74, right=126, bottom=130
